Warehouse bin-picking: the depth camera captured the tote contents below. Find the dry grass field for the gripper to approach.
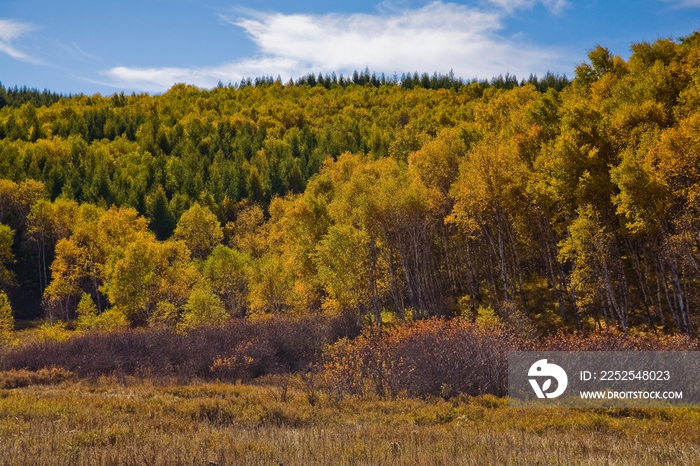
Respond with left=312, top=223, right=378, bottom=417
left=0, top=374, right=698, bottom=465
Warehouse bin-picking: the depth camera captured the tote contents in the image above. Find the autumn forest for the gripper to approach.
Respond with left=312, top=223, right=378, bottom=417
left=1, top=33, right=700, bottom=341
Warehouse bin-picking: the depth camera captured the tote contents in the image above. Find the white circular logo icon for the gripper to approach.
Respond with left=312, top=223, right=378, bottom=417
left=528, top=359, right=568, bottom=399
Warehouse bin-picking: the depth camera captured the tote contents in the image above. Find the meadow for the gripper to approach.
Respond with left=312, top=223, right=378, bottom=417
left=0, top=316, right=695, bottom=464
left=0, top=374, right=697, bottom=465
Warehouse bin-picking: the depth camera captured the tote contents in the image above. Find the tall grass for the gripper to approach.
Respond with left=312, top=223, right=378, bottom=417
left=1, top=318, right=698, bottom=464
left=0, top=380, right=698, bottom=465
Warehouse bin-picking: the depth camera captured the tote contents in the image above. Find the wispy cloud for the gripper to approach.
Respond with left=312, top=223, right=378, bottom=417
left=50, top=40, right=101, bottom=62
left=104, top=1, right=565, bottom=92
left=485, top=0, right=569, bottom=14
left=0, top=19, right=39, bottom=63
left=668, top=0, right=700, bottom=6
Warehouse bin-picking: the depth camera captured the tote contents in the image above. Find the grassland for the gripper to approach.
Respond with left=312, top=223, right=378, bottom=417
left=0, top=374, right=698, bottom=465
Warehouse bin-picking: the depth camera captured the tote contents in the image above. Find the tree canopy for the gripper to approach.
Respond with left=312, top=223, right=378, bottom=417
left=2, top=34, right=700, bottom=335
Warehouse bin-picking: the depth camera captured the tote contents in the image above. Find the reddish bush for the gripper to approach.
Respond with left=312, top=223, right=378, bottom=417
left=322, top=322, right=700, bottom=399
left=323, top=319, right=521, bottom=398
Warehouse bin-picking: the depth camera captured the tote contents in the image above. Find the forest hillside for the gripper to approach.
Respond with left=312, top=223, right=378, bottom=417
left=0, top=33, right=699, bottom=338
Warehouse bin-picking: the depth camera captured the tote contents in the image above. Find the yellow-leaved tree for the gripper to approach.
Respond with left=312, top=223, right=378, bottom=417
left=174, top=203, right=223, bottom=260
left=177, top=286, right=229, bottom=331
left=0, top=224, right=16, bottom=292
left=0, top=291, right=15, bottom=345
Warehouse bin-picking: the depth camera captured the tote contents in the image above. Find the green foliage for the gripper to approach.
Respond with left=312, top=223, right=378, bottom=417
left=314, top=224, right=369, bottom=313
left=37, top=321, right=71, bottom=342
left=147, top=186, right=176, bottom=240
left=203, top=245, right=249, bottom=317
left=149, top=301, right=180, bottom=328
left=103, top=236, right=201, bottom=325
left=0, top=291, right=14, bottom=344
left=246, top=253, right=294, bottom=315
left=4, top=33, right=700, bottom=335
left=75, top=293, right=98, bottom=330
left=89, top=307, right=129, bottom=331
left=559, top=205, right=628, bottom=331
left=174, top=203, right=223, bottom=259
left=0, top=82, right=63, bottom=109
left=0, top=224, right=15, bottom=290
left=76, top=293, right=128, bottom=331
left=177, top=287, right=229, bottom=331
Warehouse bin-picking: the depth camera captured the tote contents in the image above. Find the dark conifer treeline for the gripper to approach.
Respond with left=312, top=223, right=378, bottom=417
left=0, top=83, right=65, bottom=109
left=280, top=69, right=570, bottom=92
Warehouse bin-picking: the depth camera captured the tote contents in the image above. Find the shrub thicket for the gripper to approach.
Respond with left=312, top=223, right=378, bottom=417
left=323, top=319, right=520, bottom=399
left=3, top=316, right=697, bottom=397
left=1, top=314, right=359, bottom=382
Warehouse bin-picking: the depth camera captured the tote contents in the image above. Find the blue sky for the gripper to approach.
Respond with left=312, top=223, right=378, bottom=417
left=1, top=0, right=699, bottom=95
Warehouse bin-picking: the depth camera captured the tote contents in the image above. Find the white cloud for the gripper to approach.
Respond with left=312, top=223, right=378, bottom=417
left=107, top=56, right=302, bottom=93
left=485, top=0, right=569, bottom=14
left=0, top=19, right=38, bottom=62
left=104, top=1, right=564, bottom=92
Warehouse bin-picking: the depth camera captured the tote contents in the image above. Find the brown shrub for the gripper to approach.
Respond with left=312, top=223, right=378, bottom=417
left=0, top=314, right=360, bottom=382
left=322, top=322, right=700, bottom=400
left=323, top=319, right=521, bottom=399
left=0, top=367, right=73, bottom=389
left=209, top=340, right=278, bottom=383
left=539, top=330, right=698, bottom=351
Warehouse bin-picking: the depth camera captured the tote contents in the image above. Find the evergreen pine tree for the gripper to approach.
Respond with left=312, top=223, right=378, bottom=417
left=148, top=186, right=176, bottom=240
